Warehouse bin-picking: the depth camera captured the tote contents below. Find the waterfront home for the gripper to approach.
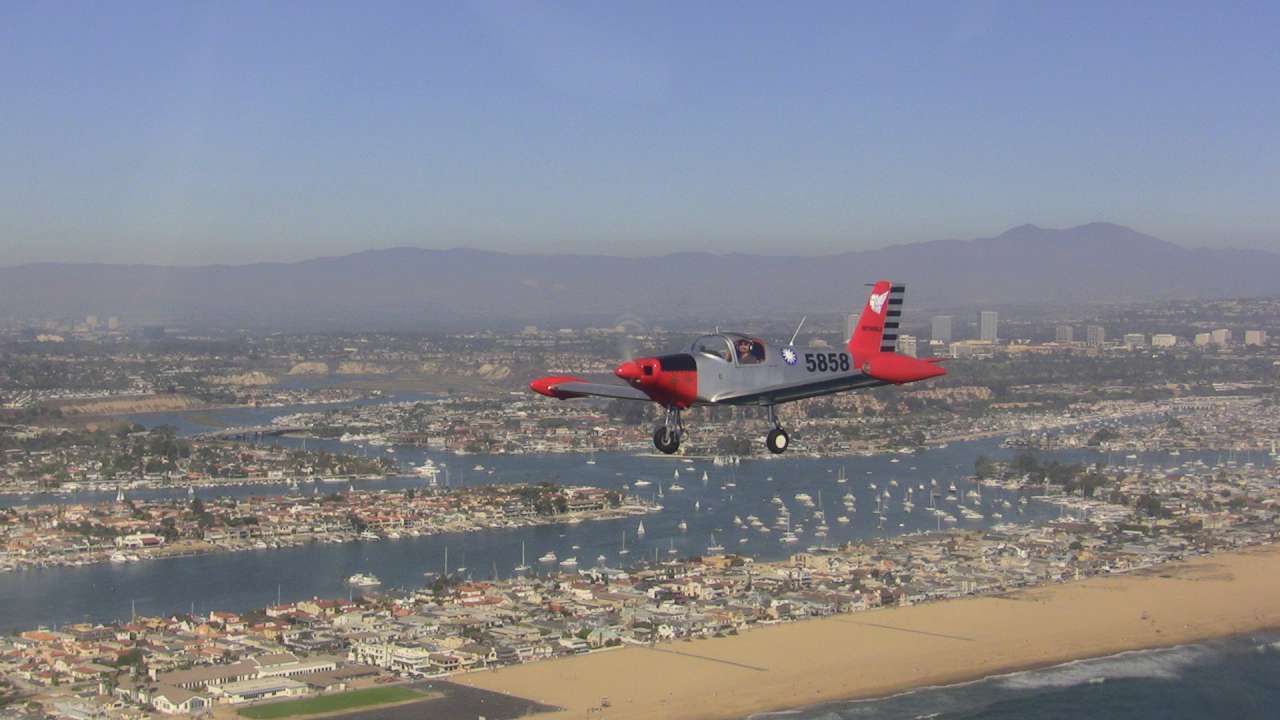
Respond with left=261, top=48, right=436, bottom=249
left=152, top=686, right=210, bottom=715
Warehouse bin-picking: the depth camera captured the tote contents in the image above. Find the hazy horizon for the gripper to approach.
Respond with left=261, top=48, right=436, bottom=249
left=0, top=220, right=1194, bottom=269
left=4, top=2, right=1279, bottom=265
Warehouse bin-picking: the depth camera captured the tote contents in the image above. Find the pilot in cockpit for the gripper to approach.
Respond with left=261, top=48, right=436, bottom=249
left=736, top=338, right=764, bottom=365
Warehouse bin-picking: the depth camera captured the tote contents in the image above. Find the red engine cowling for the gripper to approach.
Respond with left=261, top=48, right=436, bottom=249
left=615, top=353, right=698, bottom=408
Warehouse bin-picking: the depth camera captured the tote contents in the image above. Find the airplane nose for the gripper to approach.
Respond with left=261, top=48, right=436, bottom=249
left=615, top=361, right=642, bottom=381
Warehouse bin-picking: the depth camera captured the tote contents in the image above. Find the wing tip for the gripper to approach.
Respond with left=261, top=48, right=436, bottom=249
left=529, top=376, right=586, bottom=399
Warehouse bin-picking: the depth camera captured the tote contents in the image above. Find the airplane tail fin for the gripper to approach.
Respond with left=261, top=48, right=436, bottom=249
left=848, top=280, right=905, bottom=368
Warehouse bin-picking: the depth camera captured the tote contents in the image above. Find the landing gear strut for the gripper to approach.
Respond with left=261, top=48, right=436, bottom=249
left=765, top=405, right=789, bottom=454
left=653, top=407, right=684, bottom=454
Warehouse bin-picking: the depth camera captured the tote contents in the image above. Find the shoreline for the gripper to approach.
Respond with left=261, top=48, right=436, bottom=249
left=0, top=503, right=657, bottom=574
left=455, top=543, right=1280, bottom=720
left=752, top=631, right=1278, bottom=720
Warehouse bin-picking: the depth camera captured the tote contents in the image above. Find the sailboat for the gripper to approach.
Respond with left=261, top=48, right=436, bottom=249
left=836, top=466, right=847, bottom=484
left=780, top=516, right=799, bottom=544
left=619, top=530, right=629, bottom=555
left=707, top=533, right=724, bottom=554
left=667, top=538, right=677, bottom=555
left=514, top=541, right=530, bottom=573
left=636, top=520, right=646, bottom=538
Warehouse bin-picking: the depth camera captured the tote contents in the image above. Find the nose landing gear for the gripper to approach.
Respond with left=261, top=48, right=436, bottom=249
left=654, top=426, right=680, bottom=454
left=653, top=406, right=684, bottom=454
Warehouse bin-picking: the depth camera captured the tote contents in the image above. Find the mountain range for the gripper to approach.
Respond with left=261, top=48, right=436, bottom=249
left=3, top=223, right=1277, bottom=330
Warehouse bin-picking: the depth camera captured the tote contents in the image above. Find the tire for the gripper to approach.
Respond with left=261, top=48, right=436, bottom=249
left=766, top=428, right=789, bottom=454
left=654, top=426, right=680, bottom=454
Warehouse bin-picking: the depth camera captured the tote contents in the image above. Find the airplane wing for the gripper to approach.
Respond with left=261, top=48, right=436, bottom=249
left=709, top=373, right=888, bottom=406
left=530, top=376, right=653, bottom=402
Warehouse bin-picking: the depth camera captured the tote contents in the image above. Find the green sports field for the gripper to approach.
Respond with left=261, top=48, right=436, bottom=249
left=238, top=687, right=429, bottom=719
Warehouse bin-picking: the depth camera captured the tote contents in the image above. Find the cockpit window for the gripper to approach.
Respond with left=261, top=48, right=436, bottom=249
left=693, top=336, right=734, bottom=362
left=733, top=337, right=766, bottom=365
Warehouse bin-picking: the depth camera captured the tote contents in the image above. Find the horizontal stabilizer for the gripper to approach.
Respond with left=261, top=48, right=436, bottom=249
left=862, top=353, right=947, bottom=385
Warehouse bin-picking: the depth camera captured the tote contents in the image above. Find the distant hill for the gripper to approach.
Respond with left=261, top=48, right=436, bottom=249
left=2, top=223, right=1277, bottom=329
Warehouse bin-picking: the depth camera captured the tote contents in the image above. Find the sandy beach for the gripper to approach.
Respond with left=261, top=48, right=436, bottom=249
left=457, top=543, right=1280, bottom=719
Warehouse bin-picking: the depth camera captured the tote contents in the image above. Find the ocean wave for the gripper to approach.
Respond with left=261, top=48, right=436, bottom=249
left=994, top=643, right=1212, bottom=690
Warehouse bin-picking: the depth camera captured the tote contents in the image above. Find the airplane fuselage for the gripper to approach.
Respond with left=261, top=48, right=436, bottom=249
left=618, top=342, right=882, bottom=409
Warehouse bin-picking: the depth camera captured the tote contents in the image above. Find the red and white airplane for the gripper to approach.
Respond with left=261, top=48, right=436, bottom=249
left=530, top=281, right=946, bottom=455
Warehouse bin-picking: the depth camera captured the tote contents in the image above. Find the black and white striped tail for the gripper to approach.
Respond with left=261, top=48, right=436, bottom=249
left=880, top=284, right=906, bottom=353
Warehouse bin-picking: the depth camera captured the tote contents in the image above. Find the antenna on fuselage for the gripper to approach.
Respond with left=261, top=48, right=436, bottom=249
left=788, top=316, right=807, bottom=346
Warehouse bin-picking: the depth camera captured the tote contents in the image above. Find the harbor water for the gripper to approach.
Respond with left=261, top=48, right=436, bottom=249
left=0, top=401, right=1266, bottom=633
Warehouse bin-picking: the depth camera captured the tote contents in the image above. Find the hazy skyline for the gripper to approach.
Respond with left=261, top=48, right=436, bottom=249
left=3, top=1, right=1278, bottom=266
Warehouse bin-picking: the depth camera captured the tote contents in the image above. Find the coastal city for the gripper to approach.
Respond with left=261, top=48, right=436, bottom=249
left=1, top=300, right=1278, bottom=719
left=2, top=434, right=1277, bottom=718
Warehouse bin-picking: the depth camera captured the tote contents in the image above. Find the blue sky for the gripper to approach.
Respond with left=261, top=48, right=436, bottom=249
left=2, top=1, right=1278, bottom=264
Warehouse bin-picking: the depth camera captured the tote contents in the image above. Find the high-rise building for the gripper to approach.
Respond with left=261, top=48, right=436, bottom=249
left=1123, top=333, right=1145, bottom=349
left=1151, top=333, right=1177, bottom=348
left=930, top=316, right=952, bottom=344
left=978, top=311, right=998, bottom=342
left=1244, top=330, right=1267, bottom=346
left=1054, top=325, right=1074, bottom=343
left=1194, top=332, right=1212, bottom=347
left=897, top=335, right=918, bottom=358
left=1211, top=328, right=1231, bottom=346
left=107, top=316, right=120, bottom=331
left=1086, top=325, right=1106, bottom=347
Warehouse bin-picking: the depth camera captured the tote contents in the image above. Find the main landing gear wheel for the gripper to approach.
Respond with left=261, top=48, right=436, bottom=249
left=766, top=428, right=789, bottom=454
left=654, top=426, right=681, bottom=454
